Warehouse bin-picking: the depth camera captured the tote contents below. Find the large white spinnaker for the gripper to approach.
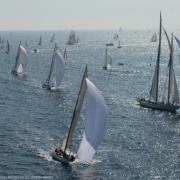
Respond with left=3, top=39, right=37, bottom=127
left=14, top=45, right=27, bottom=74
left=77, top=78, right=107, bottom=163
left=54, top=51, right=65, bottom=87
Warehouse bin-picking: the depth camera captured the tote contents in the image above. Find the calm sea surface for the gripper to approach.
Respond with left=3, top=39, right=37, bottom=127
left=0, top=30, right=180, bottom=179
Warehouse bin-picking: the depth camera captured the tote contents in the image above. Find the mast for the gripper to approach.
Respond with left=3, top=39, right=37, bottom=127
left=38, top=36, right=42, bottom=45
left=105, top=46, right=108, bottom=67
left=14, top=42, right=21, bottom=71
left=167, top=34, right=174, bottom=104
left=155, top=12, right=162, bottom=102
left=63, top=65, right=88, bottom=153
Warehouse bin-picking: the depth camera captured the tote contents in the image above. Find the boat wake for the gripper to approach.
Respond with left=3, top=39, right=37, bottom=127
left=36, top=148, right=54, bottom=162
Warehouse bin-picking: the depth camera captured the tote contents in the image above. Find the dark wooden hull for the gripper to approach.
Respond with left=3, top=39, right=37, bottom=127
left=137, top=98, right=179, bottom=112
left=51, top=151, right=75, bottom=164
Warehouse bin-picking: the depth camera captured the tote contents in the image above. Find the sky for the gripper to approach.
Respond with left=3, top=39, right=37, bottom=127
left=0, top=0, right=179, bottom=31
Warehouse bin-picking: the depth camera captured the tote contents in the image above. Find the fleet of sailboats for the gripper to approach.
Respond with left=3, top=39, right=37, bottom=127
left=137, top=13, right=180, bottom=112
left=0, top=11, right=180, bottom=169
left=42, top=46, right=65, bottom=90
left=52, top=66, right=107, bottom=164
left=11, top=42, right=27, bottom=75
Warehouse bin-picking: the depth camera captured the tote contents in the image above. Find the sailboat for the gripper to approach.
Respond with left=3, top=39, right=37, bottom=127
left=42, top=46, right=65, bottom=90
left=137, top=13, right=180, bottom=112
left=113, top=33, right=119, bottom=40
left=1, top=40, right=4, bottom=49
left=11, top=42, right=27, bottom=75
left=38, top=36, right=42, bottom=46
left=117, top=39, right=122, bottom=48
left=5, top=40, right=10, bottom=54
left=67, top=30, right=77, bottom=45
left=25, top=40, right=28, bottom=47
left=150, top=32, right=157, bottom=42
left=103, top=45, right=113, bottom=70
left=52, top=66, right=107, bottom=164
left=50, top=34, right=55, bottom=43
left=63, top=48, right=68, bottom=62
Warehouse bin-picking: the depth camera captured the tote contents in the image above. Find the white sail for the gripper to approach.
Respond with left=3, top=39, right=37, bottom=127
left=151, top=33, right=157, bottom=42
left=172, top=70, right=179, bottom=104
left=14, top=45, right=27, bottom=74
left=77, top=78, right=107, bottom=163
left=54, top=51, right=65, bottom=87
left=1, top=40, right=4, bottom=49
left=104, top=47, right=112, bottom=69
left=50, top=34, right=55, bottom=42
left=150, top=60, right=159, bottom=101
left=5, top=41, right=10, bottom=54
left=38, top=36, right=42, bottom=45
left=63, top=48, right=68, bottom=62
left=67, top=31, right=76, bottom=45
left=107, top=53, right=112, bottom=66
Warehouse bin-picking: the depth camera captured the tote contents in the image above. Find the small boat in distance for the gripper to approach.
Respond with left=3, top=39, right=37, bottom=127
left=117, top=39, right=122, bottom=48
left=52, top=66, right=107, bottom=164
left=150, top=32, right=157, bottom=42
left=38, top=36, right=42, bottom=46
left=1, top=40, right=4, bottom=49
left=113, top=33, right=119, bottom=40
left=25, top=40, right=28, bottom=47
left=103, top=44, right=113, bottom=70
left=5, top=40, right=10, bottom=54
left=63, top=48, right=68, bottom=62
left=11, top=42, right=27, bottom=76
left=42, top=46, right=65, bottom=90
left=174, top=36, right=180, bottom=48
left=50, top=34, right=55, bottom=43
left=137, top=13, right=180, bottom=112
left=67, top=30, right=77, bottom=45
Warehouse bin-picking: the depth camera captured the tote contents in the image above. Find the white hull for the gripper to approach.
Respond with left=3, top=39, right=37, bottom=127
left=103, top=64, right=111, bottom=70
left=137, top=98, right=179, bottom=112
left=11, top=70, right=23, bottom=76
left=42, top=83, right=58, bottom=91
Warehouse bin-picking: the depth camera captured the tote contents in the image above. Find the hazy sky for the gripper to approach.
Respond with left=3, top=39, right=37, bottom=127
left=0, top=0, right=179, bottom=30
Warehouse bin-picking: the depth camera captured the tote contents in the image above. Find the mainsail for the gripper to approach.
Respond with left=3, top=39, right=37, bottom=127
left=76, top=78, right=107, bottom=163
left=63, top=48, right=68, bottom=62
left=63, top=66, right=88, bottom=152
left=13, top=44, right=27, bottom=74
left=54, top=51, right=65, bottom=87
left=5, top=40, right=10, bottom=54
left=67, top=31, right=76, bottom=45
left=38, top=36, right=42, bottom=46
left=1, top=40, right=4, bottom=49
left=104, top=46, right=112, bottom=69
left=149, top=13, right=162, bottom=102
left=167, top=34, right=179, bottom=104
left=151, top=33, right=157, bottom=42
left=50, top=34, right=55, bottom=43
left=45, top=48, right=65, bottom=88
